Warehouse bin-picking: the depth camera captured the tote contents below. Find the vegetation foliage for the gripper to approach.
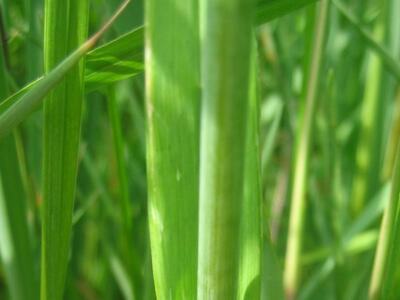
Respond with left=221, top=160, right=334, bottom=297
left=0, top=0, right=399, bottom=299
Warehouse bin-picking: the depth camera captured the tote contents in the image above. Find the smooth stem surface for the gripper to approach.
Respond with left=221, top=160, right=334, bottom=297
left=197, top=0, right=254, bottom=298
left=41, top=0, right=89, bottom=298
left=284, top=1, right=329, bottom=298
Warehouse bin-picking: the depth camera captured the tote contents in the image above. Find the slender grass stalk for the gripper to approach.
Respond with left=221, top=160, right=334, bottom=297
left=369, top=139, right=400, bottom=299
left=369, top=1, right=400, bottom=297
left=145, top=0, right=200, bottom=299
left=283, top=1, right=330, bottom=298
left=197, top=0, right=255, bottom=298
left=0, top=7, right=37, bottom=300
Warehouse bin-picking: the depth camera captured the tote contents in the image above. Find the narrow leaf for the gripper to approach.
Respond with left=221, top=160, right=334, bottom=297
left=40, top=1, right=130, bottom=299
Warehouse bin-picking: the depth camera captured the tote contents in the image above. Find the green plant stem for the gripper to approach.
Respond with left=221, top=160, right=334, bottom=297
left=197, top=0, right=255, bottom=298
left=284, top=1, right=329, bottom=298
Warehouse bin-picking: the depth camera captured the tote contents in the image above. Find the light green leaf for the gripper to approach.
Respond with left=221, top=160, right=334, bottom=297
left=197, top=0, right=255, bottom=298
left=145, top=0, right=200, bottom=299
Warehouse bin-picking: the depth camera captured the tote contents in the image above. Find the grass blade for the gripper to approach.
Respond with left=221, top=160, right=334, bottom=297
left=40, top=1, right=130, bottom=299
left=256, top=0, right=318, bottom=25
left=238, top=38, right=263, bottom=300
left=332, top=0, right=400, bottom=82
left=369, top=141, right=400, bottom=299
left=283, top=1, right=330, bottom=298
left=0, top=9, right=37, bottom=299
left=197, top=0, right=255, bottom=298
left=40, top=0, right=89, bottom=298
left=145, top=0, right=200, bottom=299
left=85, top=27, right=144, bottom=91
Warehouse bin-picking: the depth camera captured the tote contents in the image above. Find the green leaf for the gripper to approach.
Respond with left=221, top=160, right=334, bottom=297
left=40, top=0, right=90, bottom=299
left=370, top=142, right=400, bottom=299
left=197, top=0, right=255, bottom=298
left=0, top=32, right=37, bottom=300
left=145, top=0, right=200, bottom=299
left=39, top=1, right=131, bottom=299
left=255, top=0, right=319, bottom=25
left=85, top=27, right=144, bottom=91
left=239, top=39, right=264, bottom=300
left=333, top=0, right=400, bottom=82
left=0, top=1, right=130, bottom=139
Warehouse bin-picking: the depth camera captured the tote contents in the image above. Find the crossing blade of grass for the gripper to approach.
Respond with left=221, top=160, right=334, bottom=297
left=145, top=0, right=200, bottom=299
left=40, top=1, right=130, bottom=299
left=284, top=1, right=330, bottom=299
left=0, top=14, right=37, bottom=300
left=0, top=1, right=131, bottom=140
left=197, top=0, right=255, bottom=298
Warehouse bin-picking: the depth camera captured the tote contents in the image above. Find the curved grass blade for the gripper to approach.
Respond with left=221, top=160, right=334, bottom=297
left=145, top=0, right=200, bottom=299
left=197, top=0, right=255, bottom=298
